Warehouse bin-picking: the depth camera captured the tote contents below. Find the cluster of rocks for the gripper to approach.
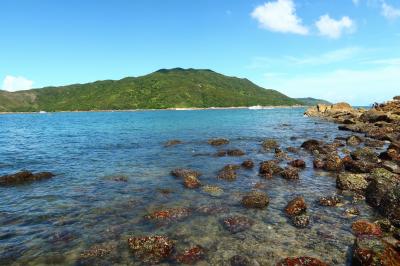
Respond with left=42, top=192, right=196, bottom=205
left=0, top=170, right=54, bottom=186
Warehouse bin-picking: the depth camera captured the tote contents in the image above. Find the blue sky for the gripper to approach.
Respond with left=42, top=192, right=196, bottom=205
left=1, top=0, right=400, bottom=105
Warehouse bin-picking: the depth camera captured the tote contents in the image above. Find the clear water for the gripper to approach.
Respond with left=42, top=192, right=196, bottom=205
left=0, top=109, right=380, bottom=265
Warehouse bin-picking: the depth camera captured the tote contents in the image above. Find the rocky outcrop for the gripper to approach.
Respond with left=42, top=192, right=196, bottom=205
left=0, top=171, right=54, bottom=186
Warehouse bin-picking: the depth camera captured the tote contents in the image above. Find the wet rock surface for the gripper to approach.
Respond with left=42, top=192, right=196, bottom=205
left=127, top=235, right=174, bottom=264
left=0, top=171, right=54, bottom=186
left=217, top=164, right=240, bottom=181
left=336, top=173, right=369, bottom=192
left=241, top=191, right=270, bottom=209
left=259, top=160, right=283, bottom=178
left=353, top=235, right=400, bottom=266
left=285, top=196, right=307, bottom=217
left=174, top=245, right=205, bottom=264
left=351, top=220, right=382, bottom=237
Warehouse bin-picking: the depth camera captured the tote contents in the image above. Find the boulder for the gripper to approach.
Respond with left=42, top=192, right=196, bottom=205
left=183, top=176, right=201, bottom=189
left=351, top=147, right=380, bottom=163
left=208, top=138, right=229, bottom=146
left=360, top=109, right=393, bottom=123
left=366, top=168, right=399, bottom=208
left=241, top=191, right=269, bottom=209
left=280, top=167, right=300, bottom=180
left=301, top=139, right=322, bottom=152
left=353, top=235, right=400, bottom=265
left=127, top=236, right=174, bottom=264
left=217, top=165, right=239, bottom=181
left=285, top=196, right=307, bottom=217
left=0, top=171, right=54, bottom=186
left=241, top=159, right=254, bottom=169
left=171, top=168, right=201, bottom=179
left=323, top=153, right=343, bottom=172
left=351, top=220, right=382, bottom=237
left=288, top=159, right=306, bottom=168
left=259, top=160, right=283, bottom=178
left=336, top=173, right=369, bottom=192
left=380, top=184, right=400, bottom=226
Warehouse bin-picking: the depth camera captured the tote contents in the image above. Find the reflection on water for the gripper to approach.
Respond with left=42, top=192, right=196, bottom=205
left=0, top=109, right=381, bottom=265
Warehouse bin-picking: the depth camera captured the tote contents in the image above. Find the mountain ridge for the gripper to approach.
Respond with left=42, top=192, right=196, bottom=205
left=0, top=68, right=319, bottom=112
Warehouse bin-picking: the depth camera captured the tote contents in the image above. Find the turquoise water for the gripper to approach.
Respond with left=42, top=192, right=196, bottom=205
left=0, top=109, right=379, bottom=265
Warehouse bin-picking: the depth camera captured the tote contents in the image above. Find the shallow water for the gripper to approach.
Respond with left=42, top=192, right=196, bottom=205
left=0, top=109, right=382, bottom=265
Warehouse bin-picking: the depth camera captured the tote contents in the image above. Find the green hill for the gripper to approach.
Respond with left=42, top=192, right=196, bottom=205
left=0, top=68, right=302, bottom=112
left=295, top=97, right=331, bottom=106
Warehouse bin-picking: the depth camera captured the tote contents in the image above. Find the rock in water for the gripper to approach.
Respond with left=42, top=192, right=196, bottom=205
left=164, top=139, right=182, bottom=147
left=127, top=235, right=174, bottom=264
left=208, top=138, right=229, bottom=146
left=351, top=220, right=382, bottom=237
left=0, top=171, right=54, bottom=186
left=280, top=167, right=300, bottom=180
left=222, top=216, right=254, bottom=233
left=336, top=173, right=369, bottom=192
left=241, top=159, right=254, bottom=169
left=259, top=160, right=283, bottom=178
left=174, top=245, right=205, bottom=264
left=241, top=191, right=269, bottom=209
left=353, top=235, right=400, bottom=266
left=285, top=196, right=307, bottom=217
left=171, top=168, right=201, bottom=179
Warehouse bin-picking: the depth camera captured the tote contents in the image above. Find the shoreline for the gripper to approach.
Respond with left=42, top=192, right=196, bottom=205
left=0, top=105, right=307, bottom=115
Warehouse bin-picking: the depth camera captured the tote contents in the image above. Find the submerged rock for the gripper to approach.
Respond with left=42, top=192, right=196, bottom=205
left=259, top=160, right=283, bottom=178
left=183, top=175, right=201, bottom=189
left=291, top=214, right=311, bottom=228
left=80, top=243, right=116, bottom=259
left=208, top=138, right=229, bottom=146
left=288, top=159, right=306, bottom=168
left=171, top=168, right=201, bottom=179
left=280, top=167, right=300, bottom=180
left=336, top=173, right=369, bottom=192
left=241, top=191, right=270, bottom=209
left=351, top=220, right=382, bottom=237
left=217, top=164, right=240, bottom=181
left=202, top=185, right=224, bottom=196
left=145, top=208, right=191, bottom=222
left=222, top=216, right=254, bottom=233
left=227, top=149, right=246, bottom=156
left=174, top=245, right=205, bottom=264
left=0, top=171, right=54, bottom=186
left=262, top=139, right=279, bottom=150
left=127, top=235, right=174, bottom=264
left=285, top=196, right=307, bottom=217
left=230, top=255, right=251, bottom=266
left=353, top=235, right=400, bottom=266
left=277, top=257, right=328, bottom=266
left=241, top=159, right=254, bottom=169
left=318, top=195, right=343, bottom=207
left=164, top=139, right=182, bottom=147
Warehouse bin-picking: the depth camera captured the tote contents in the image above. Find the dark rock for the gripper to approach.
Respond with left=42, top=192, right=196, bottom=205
left=343, top=156, right=377, bottom=173
left=351, top=220, right=382, bottom=237
left=301, top=139, right=322, bottom=152
left=351, top=147, right=380, bottom=163
left=360, top=109, right=393, bottom=123
left=323, top=153, right=343, bottom=172
left=164, top=139, right=182, bottom=147
left=277, top=257, right=328, bottom=266
left=0, top=171, right=54, bottom=186
left=318, top=195, right=343, bottom=207
left=288, top=159, right=306, bottom=168
left=127, top=236, right=174, bottom=264
left=208, top=138, right=229, bottom=146
left=222, top=216, right=254, bottom=233
left=230, top=255, right=251, bottom=266
left=280, top=167, right=300, bottom=180
left=174, top=245, right=205, bottom=264
left=217, top=165, right=240, bottom=181
left=171, top=168, right=201, bottom=179
left=375, top=219, right=394, bottom=233
left=366, top=168, right=399, bottom=208
left=380, top=184, right=400, bottom=226
left=291, top=214, right=311, bottom=228
left=241, top=159, right=254, bottom=169
left=183, top=175, right=201, bottom=189
left=259, top=160, right=283, bottom=178
left=241, top=191, right=269, bottom=209
left=353, top=235, right=400, bottom=265
left=227, top=149, right=245, bottom=157
left=336, top=173, right=369, bottom=192
left=262, top=139, right=279, bottom=150
left=285, top=196, right=307, bottom=217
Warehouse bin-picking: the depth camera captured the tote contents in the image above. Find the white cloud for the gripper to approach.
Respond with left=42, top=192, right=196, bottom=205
left=315, top=14, right=355, bottom=39
left=352, top=0, right=360, bottom=5
left=1, top=75, right=34, bottom=92
left=381, top=1, right=400, bottom=20
left=251, top=0, right=309, bottom=35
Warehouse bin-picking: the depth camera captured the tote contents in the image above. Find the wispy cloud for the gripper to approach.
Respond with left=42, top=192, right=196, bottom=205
left=381, top=1, right=400, bottom=20
left=1, top=75, right=34, bottom=92
left=251, top=0, right=309, bottom=35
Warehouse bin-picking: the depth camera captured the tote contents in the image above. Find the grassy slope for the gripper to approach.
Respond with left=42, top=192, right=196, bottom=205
left=0, top=68, right=302, bottom=112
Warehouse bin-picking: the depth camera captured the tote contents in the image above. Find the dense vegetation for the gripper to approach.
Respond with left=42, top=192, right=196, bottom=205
left=295, top=97, right=332, bottom=106
left=0, top=68, right=303, bottom=112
